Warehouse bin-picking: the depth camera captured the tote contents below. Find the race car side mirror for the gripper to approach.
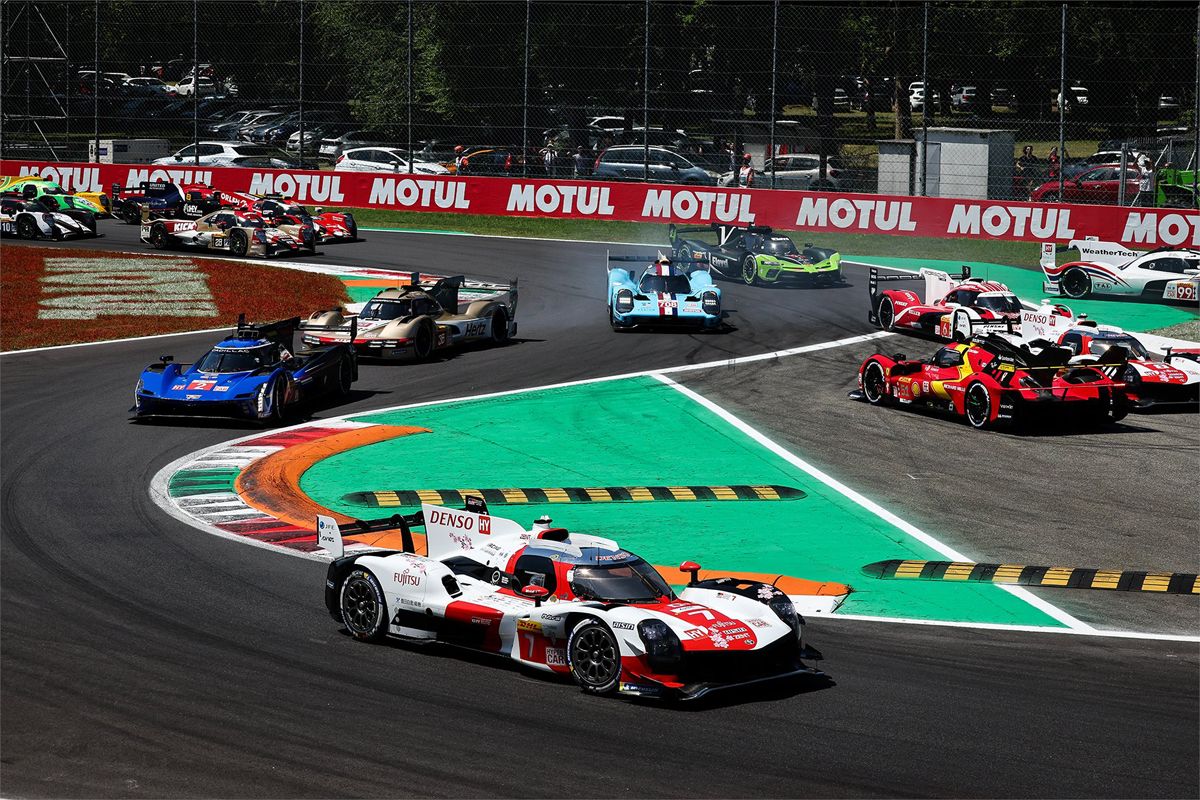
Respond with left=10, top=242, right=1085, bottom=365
left=521, top=585, right=549, bottom=607
left=314, top=207, right=324, bottom=215
left=160, top=354, right=174, bottom=363
left=892, top=353, right=907, bottom=362
left=679, top=561, right=701, bottom=585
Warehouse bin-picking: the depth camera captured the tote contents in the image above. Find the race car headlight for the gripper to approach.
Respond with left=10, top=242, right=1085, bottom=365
left=637, top=619, right=682, bottom=671
left=134, top=378, right=145, bottom=405
left=302, top=334, right=319, bottom=345
left=768, top=595, right=801, bottom=636
left=615, top=289, right=634, bottom=314
left=701, top=291, right=720, bottom=314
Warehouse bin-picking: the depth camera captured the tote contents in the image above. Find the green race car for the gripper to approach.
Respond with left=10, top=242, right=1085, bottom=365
left=0, top=175, right=110, bottom=217
left=669, top=223, right=843, bottom=286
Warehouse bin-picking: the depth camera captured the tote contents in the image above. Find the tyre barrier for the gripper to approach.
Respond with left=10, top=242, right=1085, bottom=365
left=862, top=559, right=1199, bottom=594
left=344, top=484, right=805, bottom=507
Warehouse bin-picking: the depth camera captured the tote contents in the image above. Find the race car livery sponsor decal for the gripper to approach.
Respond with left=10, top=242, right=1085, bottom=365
left=10, top=158, right=1191, bottom=247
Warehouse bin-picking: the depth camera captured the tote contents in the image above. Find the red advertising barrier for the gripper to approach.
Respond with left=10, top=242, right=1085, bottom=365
left=4, top=159, right=1198, bottom=248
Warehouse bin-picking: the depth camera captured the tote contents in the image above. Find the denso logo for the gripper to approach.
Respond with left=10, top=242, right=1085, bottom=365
left=641, top=189, right=754, bottom=223
left=795, top=197, right=916, bottom=231
left=1121, top=211, right=1200, bottom=247
left=947, top=204, right=1074, bottom=238
left=19, top=165, right=102, bottom=192
left=126, top=168, right=214, bottom=186
left=427, top=509, right=476, bottom=530
left=368, top=177, right=468, bottom=209
left=249, top=172, right=345, bottom=202
left=507, top=183, right=614, bottom=215
left=393, top=572, right=421, bottom=587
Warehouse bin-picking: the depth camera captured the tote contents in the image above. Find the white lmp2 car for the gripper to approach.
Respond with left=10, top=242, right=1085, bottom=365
left=321, top=499, right=824, bottom=701
left=1040, top=240, right=1200, bottom=303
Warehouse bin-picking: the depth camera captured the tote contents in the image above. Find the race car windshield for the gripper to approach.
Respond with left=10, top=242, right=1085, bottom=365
left=361, top=299, right=413, bottom=320
left=1090, top=337, right=1149, bottom=360
left=639, top=274, right=692, bottom=294
left=569, top=558, right=674, bottom=603
left=975, top=294, right=1022, bottom=313
left=761, top=236, right=798, bottom=254
left=194, top=346, right=275, bottom=373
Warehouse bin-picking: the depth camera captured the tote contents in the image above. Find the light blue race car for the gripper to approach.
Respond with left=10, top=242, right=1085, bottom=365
left=606, top=253, right=723, bottom=331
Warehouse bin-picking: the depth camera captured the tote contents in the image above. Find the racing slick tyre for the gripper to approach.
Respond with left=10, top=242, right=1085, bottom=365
left=340, top=567, right=388, bottom=642
left=861, top=360, right=890, bottom=405
left=229, top=229, right=249, bottom=257
left=741, top=254, right=759, bottom=286
left=876, top=296, right=897, bottom=331
left=16, top=216, right=37, bottom=239
left=120, top=204, right=140, bottom=225
left=964, top=382, right=994, bottom=429
left=265, top=381, right=286, bottom=425
left=566, top=619, right=620, bottom=696
left=335, top=358, right=354, bottom=398
left=413, top=319, right=435, bottom=360
left=490, top=308, right=510, bottom=344
left=608, top=308, right=631, bottom=332
left=150, top=223, right=171, bottom=250
left=1061, top=268, right=1092, bottom=299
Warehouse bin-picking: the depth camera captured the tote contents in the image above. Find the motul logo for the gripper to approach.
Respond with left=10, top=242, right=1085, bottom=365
left=794, top=197, right=916, bottom=231
left=1122, top=211, right=1200, bottom=247
left=507, top=184, right=614, bottom=215
left=19, top=165, right=103, bottom=192
left=249, top=172, right=345, bottom=202
left=126, top=168, right=214, bottom=187
left=947, top=204, right=1074, bottom=238
left=368, top=177, right=469, bottom=209
left=641, top=189, right=754, bottom=223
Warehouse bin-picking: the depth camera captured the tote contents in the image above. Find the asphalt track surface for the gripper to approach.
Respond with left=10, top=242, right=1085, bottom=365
left=2, top=225, right=1197, bottom=798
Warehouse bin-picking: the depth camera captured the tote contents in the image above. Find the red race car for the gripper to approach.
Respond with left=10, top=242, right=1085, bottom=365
left=852, top=334, right=1130, bottom=429
left=220, top=191, right=359, bottom=244
left=868, top=266, right=1023, bottom=342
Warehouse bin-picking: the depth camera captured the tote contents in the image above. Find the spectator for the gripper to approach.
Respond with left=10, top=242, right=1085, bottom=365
left=1015, top=145, right=1041, bottom=195
left=1136, top=154, right=1154, bottom=206
left=458, top=156, right=470, bottom=176
left=738, top=153, right=755, bottom=187
left=541, top=142, right=555, bottom=177
left=572, top=147, right=586, bottom=178
left=1047, top=146, right=1060, bottom=179
left=454, top=145, right=465, bottom=172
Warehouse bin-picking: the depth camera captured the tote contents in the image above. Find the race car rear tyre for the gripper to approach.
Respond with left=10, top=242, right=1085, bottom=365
left=1061, top=268, right=1091, bottom=299
left=340, top=568, right=388, bottom=642
left=229, top=229, right=249, bottom=257
left=741, top=255, right=759, bottom=286
left=16, top=216, right=37, bottom=239
left=413, top=320, right=434, bottom=360
left=490, top=308, right=510, bottom=344
left=336, top=358, right=353, bottom=397
left=121, top=204, right=140, bottom=225
left=567, top=619, right=620, bottom=696
left=266, top=382, right=286, bottom=425
left=150, top=223, right=171, bottom=250
left=964, top=382, right=993, bottom=429
left=862, top=361, right=889, bottom=405
left=877, top=297, right=897, bottom=331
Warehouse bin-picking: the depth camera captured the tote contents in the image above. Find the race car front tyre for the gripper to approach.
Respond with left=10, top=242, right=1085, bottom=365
left=741, top=255, right=759, bottom=286
left=150, top=223, right=171, bottom=249
left=413, top=319, right=434, bottom=360
left=609, top=308, right=631, bottom=332
left=265, top=381, right=286, bottom=425
left=121, top=204, right=141, bottom=225
left=16, top=216, right=37, bottom=239
left=877, top=297, right=897, bottom=331
left=1061, top=268, right=1091, bottom=299
left=964, top=382, right=993, bottom=429
left=567, top=619, right=620, bottom=696
left=229, top=229, right=249, bottom=257
left=340, top=568, right=388, bottom=642
left=490, top=308, right=510, bottom=344
left=861, top=361, right=889, bottom=405
left=336, top=358, right=353, bottom=397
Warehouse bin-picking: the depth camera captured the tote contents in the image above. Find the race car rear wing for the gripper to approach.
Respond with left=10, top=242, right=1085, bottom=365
left=317, top=511, right=424, bottom=558
left=668, top=222, right=775, bottom=247
left=867, top=265, right=972, bottom=324
left=608, top=251, right=711, bottom=276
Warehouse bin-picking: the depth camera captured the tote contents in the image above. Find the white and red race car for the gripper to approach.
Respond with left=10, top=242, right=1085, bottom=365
left=219, top=191, right=359, bottom=244
left=868, top=265, right=1023, bottom=341
left=140, top=207, right=309, bottom=257
left=1040, top=240, right=1200, bottom=304
left=1018, top=307, right=1199, bottom=409
left=321, top=499, right=824, bottom=701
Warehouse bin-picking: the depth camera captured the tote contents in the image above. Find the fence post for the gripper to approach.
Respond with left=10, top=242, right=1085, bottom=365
left=643, top=0, right=649, bottom=182
left=1193, top=2, right=1199, bottom=203
left=298, top=0, right=304, bottom=167
left=769, top=0, right=778, bottom=189
left=407, top=0, right=413, bottom=172
left=1057, top=2, right=1065, bottom=200
left=522, top=0, right=530, bottom=178
left=920, top=1, right=929, bottom=196
left=192, top=0, right=199, bottom=166
left=93, top=0, right=98, bottom=163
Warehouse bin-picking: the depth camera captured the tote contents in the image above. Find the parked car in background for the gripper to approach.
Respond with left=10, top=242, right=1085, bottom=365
left=319, top=129, right=390, bottom=162
left=593, top=146, right=718, bottom=184
left=152, top=141, right=298, bottom=168
left=990, top=87, right=1012, bottom=107
left=288, top=123, right=346, bottom=154
left=1029, top=164, right=1140, bottom=204
left=237, top=111, right=284, bottom=140
left=724, top=154, right=844, bottom=190
left=171, top=75, right=218, bottom=97
left=1061, top=149, right=1143, bottom=180
left=124, top=76, right=170, bottom=94
left=951, top=85, right=978, bottom=111
left=335, top=147, right=449, bottom=174
left=811, top=88, right=850, bottom=111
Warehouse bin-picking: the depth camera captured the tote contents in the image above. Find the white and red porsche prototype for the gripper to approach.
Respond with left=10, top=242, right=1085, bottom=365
left=321, top=499, right=823, bottom=701
left=1018, top=308, right=1200, bottom=409
left=1040, top=240, right=1199, bottom=304
left=867, top=265, right=1023, bottom=341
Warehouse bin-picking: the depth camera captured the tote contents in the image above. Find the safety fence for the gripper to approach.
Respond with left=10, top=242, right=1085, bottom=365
left=2, top=1, right=1198, bottom=206
left=6, top=158, right=1198, bottom=248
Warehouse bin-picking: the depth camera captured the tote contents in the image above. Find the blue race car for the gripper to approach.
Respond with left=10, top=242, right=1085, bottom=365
left=607, top=253, right=723, bottom=331
left=131, top=315, right=358, bottom=424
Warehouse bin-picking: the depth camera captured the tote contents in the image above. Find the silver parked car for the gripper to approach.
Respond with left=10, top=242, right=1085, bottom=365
left=335, top=147, right=449, bottom=174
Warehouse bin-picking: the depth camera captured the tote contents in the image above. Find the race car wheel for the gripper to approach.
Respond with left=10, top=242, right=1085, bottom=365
left=121, top=204, right=140, bottom=225
left=1061, top=268, right=1091, bottom=299
left=340, top=568, right=388, bottom=642
left=16, top=216, right=37, bottom=239
left=266, top=382, right=286, bottom=425
left=964, top=382, right=993, bottom=429
left=877, top=296, right=897, bottom=331
left=741, top=255, right=759, bottom=286
left=490, top=308, right=510, bottom=344
left=567, top=619, right=620, bottom=696
left=229, top=229, right=249, bottom=257
left=336, top=358, right=353, bottom=397
left=413, top=320, right=434, bottom=360
left=861, top=361, right=889, bottom=405
left=150, top=223, right=171, bottom=250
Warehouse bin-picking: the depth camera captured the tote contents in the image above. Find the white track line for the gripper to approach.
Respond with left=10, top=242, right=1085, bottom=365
left=651, top=373, right=1096, bottom=633
left=821, top=613, right=1199, bottom=643
left=0, top=325, right=234, bottom=356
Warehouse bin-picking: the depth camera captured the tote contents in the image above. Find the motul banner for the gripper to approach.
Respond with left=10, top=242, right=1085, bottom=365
left=5, top=159, right=1197, bottom=248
